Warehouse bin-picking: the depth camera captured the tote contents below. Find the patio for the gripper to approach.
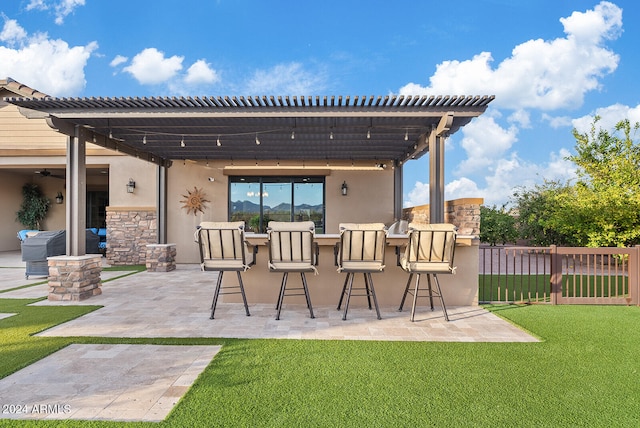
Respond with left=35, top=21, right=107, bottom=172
left=0, top=251, right=536, bottom=422
left=0, top=251, right=535, bottom=342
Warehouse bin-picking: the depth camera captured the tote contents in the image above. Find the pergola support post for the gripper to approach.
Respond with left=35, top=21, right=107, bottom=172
left=66, top=125, right=87, bottom=256
left=393, top=160, right=403, bottom=221
left=157, top=165, right=168, bottom=244
left=429, top=112, right=453, bottom=224
left=429, top=131, right=444, bottom=224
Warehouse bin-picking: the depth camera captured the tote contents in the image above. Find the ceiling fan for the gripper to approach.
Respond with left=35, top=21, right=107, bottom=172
left=35, top=169, right=66, bottom=180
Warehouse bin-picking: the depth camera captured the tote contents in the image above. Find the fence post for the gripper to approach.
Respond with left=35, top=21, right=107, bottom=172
left=634, top=246, right=640, bottom=306
left=550, top=245, right=560, bottom=305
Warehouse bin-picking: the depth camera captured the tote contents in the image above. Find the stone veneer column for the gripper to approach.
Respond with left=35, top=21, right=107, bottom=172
left=401, top=198, right=483, bottom=235
left=105, top=207, right=157, bottom=266
left=47, top=255, right=102, bottom=301
left=145, top=244, right=177, bottom=272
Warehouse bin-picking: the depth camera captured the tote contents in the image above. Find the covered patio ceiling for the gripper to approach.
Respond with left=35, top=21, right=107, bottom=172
left=7, top=94, right=494, bottom=168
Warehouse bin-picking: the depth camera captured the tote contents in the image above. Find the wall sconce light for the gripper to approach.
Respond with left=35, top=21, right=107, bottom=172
left=55, top=192, right=64, bottom=204
left=341, top=181, right=348, bottom=196
left=126, top=178, right=136, bottom=193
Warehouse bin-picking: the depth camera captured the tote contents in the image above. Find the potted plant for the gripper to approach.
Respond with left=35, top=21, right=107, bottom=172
left=16, top=183, right=50, bottom=230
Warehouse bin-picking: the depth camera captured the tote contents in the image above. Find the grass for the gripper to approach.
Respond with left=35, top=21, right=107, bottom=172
left=479, top=274, right=551, bottom=302
left=1, top=292, right=640, bottom=426
left=480, top=273, right=630, bottom=302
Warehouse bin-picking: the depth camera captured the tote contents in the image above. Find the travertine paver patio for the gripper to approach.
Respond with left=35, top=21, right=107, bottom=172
left=0, top=343, right=220, bottom=422
left=0, top=251, right=537, bottom=422
left=29, top=263, right=537, bottom=342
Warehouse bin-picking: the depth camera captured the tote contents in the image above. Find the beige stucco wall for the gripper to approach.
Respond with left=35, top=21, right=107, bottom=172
left=107, top=156, right=157, bottom=207
left=164, top=160, right=397, bottom=263
left=0, top=171, right=29, bottom=251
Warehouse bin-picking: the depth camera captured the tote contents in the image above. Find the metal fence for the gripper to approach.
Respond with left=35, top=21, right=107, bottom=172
left=479, top=245, right=639, bottom=305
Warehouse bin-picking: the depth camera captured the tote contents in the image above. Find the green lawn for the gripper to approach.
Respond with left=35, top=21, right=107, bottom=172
left=1, top=298, right=640, bottom=427
left=480, top=273, right=630, bottom=302
left=479, top=274, right=551, bottom=302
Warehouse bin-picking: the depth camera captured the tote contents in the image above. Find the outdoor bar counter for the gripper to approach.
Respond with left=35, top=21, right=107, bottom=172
left=218, top=233, right=479, bottom=308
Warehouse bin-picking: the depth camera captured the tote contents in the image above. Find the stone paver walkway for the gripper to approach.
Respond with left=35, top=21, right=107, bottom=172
left=0, top=344, right=220, bottom=422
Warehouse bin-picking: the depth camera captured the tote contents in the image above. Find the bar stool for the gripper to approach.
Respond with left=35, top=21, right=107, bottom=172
left=336, top=223, right=388, bottom=320
left=195, top=221, right=256, bottom=319
left=267, top=221, right=318, bottom=320
left=398, top=223, right=457, bottom=321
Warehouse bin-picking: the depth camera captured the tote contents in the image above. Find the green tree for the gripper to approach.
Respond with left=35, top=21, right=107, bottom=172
left=16, top=183, right=50, bottom=230
left=511, top=181, right=577, bottom=246
left=479, top=205, right=518, bottom=245
left=509, top=118, right=640, bottom=248
left=564, top=117, right=640, bottom=247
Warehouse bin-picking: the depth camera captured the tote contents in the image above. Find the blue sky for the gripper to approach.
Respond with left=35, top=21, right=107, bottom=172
left=1, top=0, right=639, bottom=207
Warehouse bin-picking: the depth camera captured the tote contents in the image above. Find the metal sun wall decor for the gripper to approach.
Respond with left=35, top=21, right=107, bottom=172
left=180, top=186, right=210, bottom=215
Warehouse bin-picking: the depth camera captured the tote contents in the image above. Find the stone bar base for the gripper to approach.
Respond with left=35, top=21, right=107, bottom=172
left=47, top=255, right=103, bottom=301
left=146, top=244, right=177, bottom=272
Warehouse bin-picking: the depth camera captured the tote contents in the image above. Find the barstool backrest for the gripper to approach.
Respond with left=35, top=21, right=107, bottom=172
left=402, top=223, right=457, bottom=273
left=337, top=223, right=388, bottom=272
left=196, top=221, right=252, bottom=271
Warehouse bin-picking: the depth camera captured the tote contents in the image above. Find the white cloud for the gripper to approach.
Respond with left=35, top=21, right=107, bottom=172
left=399, top=1, right=622, bottom=111
left=404, top=181, right=429, bottom=207
left=244, top=62, right=326, bottom=94
left=0, top=18, right=27, bottom=44
left=508, top=109, right=531, bottom=129
left=184, top=59, right=219, bottom=85
left=455, top=114, right=519, bottom=174
left=109, top=54, right=128, bottom=68
left=466, top=149, right=576, bottom=206
left=542, top=114, right=573, bottom=129
left=25, top=0, right=86, bottom=24
left=26, top=0, right=48, bottom=11
left=54, top=0, right=85, bottom=25
left=445, top=177, right=480, bottom=200
left=123, top=48, right=183, bottom=85
left=0, top=18, right=96, bottom=95
left=572, top=103, right=640, bottom=134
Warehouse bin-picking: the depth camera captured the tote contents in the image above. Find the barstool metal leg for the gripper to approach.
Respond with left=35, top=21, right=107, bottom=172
left=410, top=273, right=421, bottom=322
left=426, top=274, right=435, bottom=310
left=398, top=273, right=413, bottom=311
left=276, top=272, right=288, bottom=320
left=300, top=272, right=315, bottom=319
left=236, top=271, right=250, bottom=317
left=337, top=275, right=349, bottom=310
left=342, top=273, right=355, bottom=320
left=363, top=273, right=373, bottom=309
left=433, top=274, right=449, bottom=321
left=367, top=273, right=381, bottom=320
left=210, top=271, right=224, bottom=319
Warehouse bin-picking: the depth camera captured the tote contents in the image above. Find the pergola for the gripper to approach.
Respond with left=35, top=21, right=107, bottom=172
left=7, top=94, right=493, bottom=255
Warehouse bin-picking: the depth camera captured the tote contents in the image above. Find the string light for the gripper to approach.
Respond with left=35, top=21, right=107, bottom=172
left=255, top=133, right=260, bottom=145
left=404, top=129, right=409, bottom=141
left=216, top=135, right=221, bottom=146
left=142, top=134, right=147, bottom=145
left=180, top=136, right=185, bottom=147
left=291, top=130, right=295, bottom=140
left=367, top=128, right=371, bottom=139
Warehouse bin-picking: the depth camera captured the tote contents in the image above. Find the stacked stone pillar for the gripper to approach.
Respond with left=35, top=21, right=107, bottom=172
left=402, top=198, right=483, bottom=236
left=145, top=244, right=177, bottom=272
left=105, top=207, right=157, bottom=266
left=47, top=255, right=102, bottom=301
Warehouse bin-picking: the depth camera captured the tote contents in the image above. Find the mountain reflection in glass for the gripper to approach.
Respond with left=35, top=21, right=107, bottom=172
left=230, top=177, right=325, bottom=233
